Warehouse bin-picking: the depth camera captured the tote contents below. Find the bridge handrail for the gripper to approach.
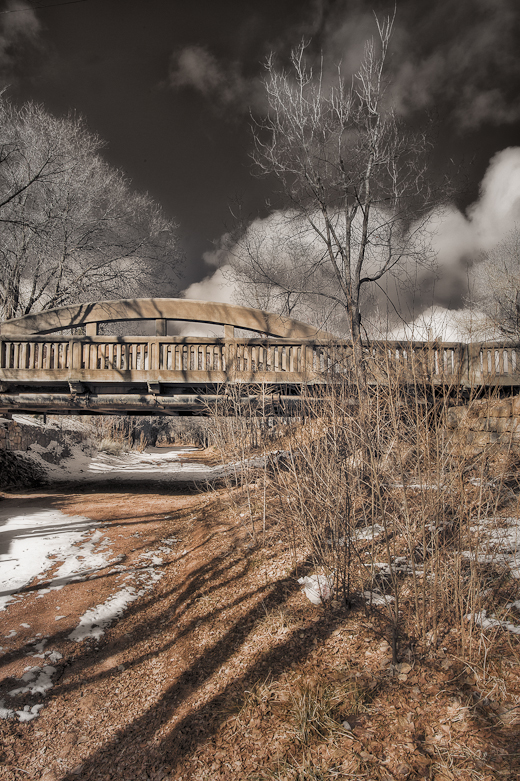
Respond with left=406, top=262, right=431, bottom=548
left=1, top=334, right=519, bottom=385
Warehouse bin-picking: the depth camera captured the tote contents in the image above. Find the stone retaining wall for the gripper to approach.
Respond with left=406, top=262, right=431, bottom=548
left=0, top=417, right=84, bottom=453
left=447, top=397, right=520, bottom=452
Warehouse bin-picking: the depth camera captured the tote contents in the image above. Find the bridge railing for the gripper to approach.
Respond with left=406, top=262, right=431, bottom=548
left=1, top=335, right=520, bottom=386
left=0, top=335, right=315, bottom=383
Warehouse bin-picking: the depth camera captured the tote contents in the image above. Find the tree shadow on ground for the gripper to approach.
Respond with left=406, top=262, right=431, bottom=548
left=55, top=551, right=332, bottom=781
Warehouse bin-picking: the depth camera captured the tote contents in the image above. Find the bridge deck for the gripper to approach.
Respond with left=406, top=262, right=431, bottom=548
left=1, top=335, right=520, bottom=415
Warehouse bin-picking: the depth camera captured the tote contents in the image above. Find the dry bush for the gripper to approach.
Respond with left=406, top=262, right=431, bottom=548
left=207, top=342, right=520, bottom=665
left=245, top=346, right=520, bottom=663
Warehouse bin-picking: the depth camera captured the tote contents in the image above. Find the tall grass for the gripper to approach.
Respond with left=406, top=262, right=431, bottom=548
left=210, top=341, right=520, bottom=664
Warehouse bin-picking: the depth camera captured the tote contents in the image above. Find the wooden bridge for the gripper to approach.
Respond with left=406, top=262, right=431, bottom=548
left=1, top=298, right=519, bottom=416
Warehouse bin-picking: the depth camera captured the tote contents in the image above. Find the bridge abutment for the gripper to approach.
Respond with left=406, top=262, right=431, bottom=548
left=447, top=396, right=520, bottom=453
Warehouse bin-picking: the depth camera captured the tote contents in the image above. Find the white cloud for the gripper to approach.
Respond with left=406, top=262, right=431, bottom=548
left=179, top=267, right=237, bottom=336
left=188, top=147, right=520, bottom=337
left=468, top=147, right=520, bottom=249
left=182, top=266, right=235, bottom=304
left=388, top=306, right=497, bottom=343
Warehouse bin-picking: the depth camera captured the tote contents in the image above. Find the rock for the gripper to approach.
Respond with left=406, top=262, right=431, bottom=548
left=0, top=449, right=47, bottom=490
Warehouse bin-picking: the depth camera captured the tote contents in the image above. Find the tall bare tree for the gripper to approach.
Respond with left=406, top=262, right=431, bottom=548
left=231, top=14, right=439, bottom=383
left=0, top=98, right=182, bottom=321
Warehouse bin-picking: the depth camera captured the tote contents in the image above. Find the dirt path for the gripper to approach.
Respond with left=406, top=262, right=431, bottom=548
left=1, top=474, right=520, bottom=781
left=0, top=479, right=228, bottom=779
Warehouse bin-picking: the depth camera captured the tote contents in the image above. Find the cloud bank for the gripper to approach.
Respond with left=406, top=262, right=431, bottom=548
left=184, top=147, right=520, bottom=336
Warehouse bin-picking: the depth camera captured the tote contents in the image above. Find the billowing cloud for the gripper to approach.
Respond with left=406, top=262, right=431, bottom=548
left=186, top=147, right=520, bottom=336
left=182, top=266, right=236, bottom=304
left=384, top=148, right=520, bottom=319
left=468, top=147, right=520, bottom=248
left=179, top=266, right=238, bottom=336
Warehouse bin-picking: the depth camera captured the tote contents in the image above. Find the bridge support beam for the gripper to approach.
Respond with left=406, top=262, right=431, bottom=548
left=0, top=392, right=305, bottom=416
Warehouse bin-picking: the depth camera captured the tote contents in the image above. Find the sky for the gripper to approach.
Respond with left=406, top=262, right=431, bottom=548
left=1, top=0, right=520, bottom=332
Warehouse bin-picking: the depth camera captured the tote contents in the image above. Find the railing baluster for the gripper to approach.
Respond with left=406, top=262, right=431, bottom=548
left=4, top=336, right=520, bottom=399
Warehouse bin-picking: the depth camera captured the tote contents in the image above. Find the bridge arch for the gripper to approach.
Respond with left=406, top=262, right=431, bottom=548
left=0, top=298, right=333, bottom=339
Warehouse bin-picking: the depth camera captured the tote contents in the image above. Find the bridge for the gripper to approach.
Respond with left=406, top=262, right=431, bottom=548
left=0, top=298, right=519, bottom=416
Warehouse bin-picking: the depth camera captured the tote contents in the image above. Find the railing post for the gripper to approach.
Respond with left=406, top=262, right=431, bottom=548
left=459, top=342, right=469, bottom=386
left=225, top=338, right=237, bottom=377
left=467, top=343, right=482, bottom=386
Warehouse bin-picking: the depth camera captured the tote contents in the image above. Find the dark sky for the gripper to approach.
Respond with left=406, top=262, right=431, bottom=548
left=2, top=0, right=520, bottom=316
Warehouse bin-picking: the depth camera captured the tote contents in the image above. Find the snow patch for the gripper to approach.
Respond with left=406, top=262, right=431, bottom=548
left=0, top=507, right=114, bottom=611
left=467, top=610, right=520, bottom=635
left=68, top=536, right=174, bottom=642
left=0, top=700, right=44, bottom=722
left=9, top=665, right=56, bottom=697
left=363, top=591, right=396, bottom=607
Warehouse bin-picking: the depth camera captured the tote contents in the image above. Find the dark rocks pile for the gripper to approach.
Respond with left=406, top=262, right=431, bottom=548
left=0, top=449, right=47, bottom=491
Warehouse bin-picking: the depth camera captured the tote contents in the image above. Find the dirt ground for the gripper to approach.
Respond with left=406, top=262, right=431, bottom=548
left=1, top=458, right=520, bottom=781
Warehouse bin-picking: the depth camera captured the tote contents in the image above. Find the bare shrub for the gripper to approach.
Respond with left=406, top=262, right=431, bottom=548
left=223, top=340, right=520, bottom=664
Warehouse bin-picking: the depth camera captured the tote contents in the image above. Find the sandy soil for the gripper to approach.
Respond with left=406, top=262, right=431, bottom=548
left=1, top=457, right=520, bottom=781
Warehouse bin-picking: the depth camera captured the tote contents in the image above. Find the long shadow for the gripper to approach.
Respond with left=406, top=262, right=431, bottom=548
left=1, top=521, right=265, bottom=683
left=47, top=479, right=209, bottom=494
left=54, top=554, right=327, bottom=781
left=0, top=503, right=217, bottom=670
left=52, top=563, right=277, bottom=702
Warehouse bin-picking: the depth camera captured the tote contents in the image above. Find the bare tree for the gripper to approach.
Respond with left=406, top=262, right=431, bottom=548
left=473, top=227, right=520, bottom=339
left=0, top=98, right=182, bottom=321
left=230, top=14, right=438, bottom=383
